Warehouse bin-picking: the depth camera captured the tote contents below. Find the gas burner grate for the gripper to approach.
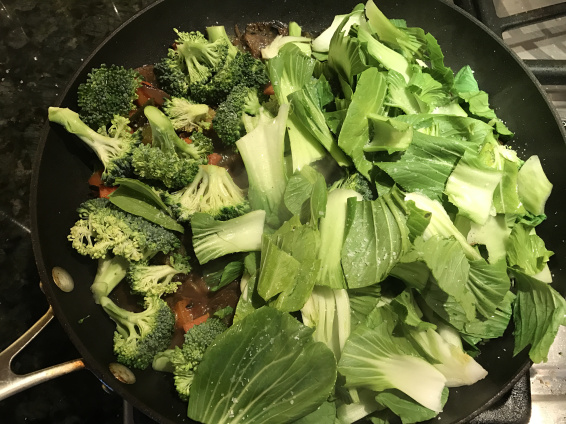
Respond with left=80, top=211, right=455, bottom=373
left=455, top=0, right=566, bottom=85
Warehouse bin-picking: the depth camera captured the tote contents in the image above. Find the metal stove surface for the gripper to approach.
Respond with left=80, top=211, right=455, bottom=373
left=492, top=2, right=566, bottom=423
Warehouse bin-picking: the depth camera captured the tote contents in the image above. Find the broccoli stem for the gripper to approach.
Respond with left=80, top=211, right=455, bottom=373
left=48, top=107, right=125, bottom=168
left=100, top=296, right=151, bottom=338
left=91, top=255, right=129, bottom=304
left=206, top=25, right=238, bottom=59
left=144, top=105, right=201, bottom=160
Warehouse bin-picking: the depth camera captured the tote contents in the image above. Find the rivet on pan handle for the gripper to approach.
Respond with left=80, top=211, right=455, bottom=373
left=0, top=303, right=85, bottom=400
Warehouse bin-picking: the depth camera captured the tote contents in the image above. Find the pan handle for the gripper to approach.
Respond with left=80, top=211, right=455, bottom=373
left=0, top=305, right=86, bottom=400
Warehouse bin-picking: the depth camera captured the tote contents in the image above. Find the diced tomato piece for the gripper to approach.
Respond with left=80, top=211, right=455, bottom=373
left=173, top=299, right=210, bottom=332
left=207, top=153, right=222, bottom=166
left=88, top=170, right=117, bottom=198
left=99, top=185, right=118, bottom=198
left=183, top=313, right=210, bottom=332
left=135, top=86, right=151, bottom=107
left=88, top=170, right=103, bottom=187
left=263, top=83, right=275, bottom=96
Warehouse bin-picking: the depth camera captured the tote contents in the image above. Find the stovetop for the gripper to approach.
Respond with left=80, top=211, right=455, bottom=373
left=0, top=1, right=564, bottom=423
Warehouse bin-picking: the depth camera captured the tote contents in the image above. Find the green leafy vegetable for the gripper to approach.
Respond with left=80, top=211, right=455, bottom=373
left=108, top=178, right=184, bottom=233
left=187, top=307, right=337, bottom=424
left=512, top=271, right=566, bottom=363
left=338, top=67, right=386, bottom=179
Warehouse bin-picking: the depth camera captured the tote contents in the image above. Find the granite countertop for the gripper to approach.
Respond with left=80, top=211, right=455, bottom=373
left=0, top=2, right=156, bottom=422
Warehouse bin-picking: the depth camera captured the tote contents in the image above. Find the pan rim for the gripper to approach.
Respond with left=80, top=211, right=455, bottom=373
left=28, top=0, right=566, bottom=423
left=29, top=1, right=177, bottom=422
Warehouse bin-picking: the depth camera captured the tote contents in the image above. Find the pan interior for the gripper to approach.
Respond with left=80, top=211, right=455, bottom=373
left=30, top=0, right=566, bottom=423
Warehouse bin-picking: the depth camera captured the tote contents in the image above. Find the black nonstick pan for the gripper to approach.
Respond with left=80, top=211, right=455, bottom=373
left=29, top=0, right=566, bottom=423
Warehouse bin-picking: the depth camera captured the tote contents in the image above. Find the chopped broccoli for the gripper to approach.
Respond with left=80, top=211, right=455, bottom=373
left=144, top=105, right=210, bottom=162
left=154, top=27, right=234, bottom=99
left=191, top=210, right=267, bottom=265
left=68, top=198, right=180, bottom=261
left=131, top=105, right=211, bottom=189
left=185, top=130, right=214, bottom=159
left=173, top=371, right=195, bottom=402
left=152, top=348, right=181, bottom=374
left=130, top=143, right=201, bottom=190
left=206, top=25, right=239, bottom=60
left=152, top=317, right=227, bottom=400
left=212, top=84, right=263, bottom=146
left=100, top=295, right=175, bottom=370
left=154, top=51, right=190, bottom=98
left=173, top=29, right=229, bottom=86
left=128, top=253, right=192, bottom=297
left=48, top=107, right=140, bottom=185
left=77, top=64, right=143, bottom=130
left=189, top=51, right=270, bottom=106
left=330, top=172, right=376, bottom=200
left=162, top=164, right=249, bottom=222
left=162, top=96, right=212, bottom=132
left=90, top=254, right=130, bottom=304
left=180, top=317, right=227, bottom=363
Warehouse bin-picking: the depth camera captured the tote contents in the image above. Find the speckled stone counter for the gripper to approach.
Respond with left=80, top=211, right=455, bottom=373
left=0, top=1, right=156, bottom=422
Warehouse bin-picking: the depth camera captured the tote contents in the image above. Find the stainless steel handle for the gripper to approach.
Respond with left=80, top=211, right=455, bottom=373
left=0, top=305, right=86, bottom=400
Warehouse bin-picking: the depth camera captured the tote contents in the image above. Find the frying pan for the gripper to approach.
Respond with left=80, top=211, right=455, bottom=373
left=28, top=0, right=566, bottom=422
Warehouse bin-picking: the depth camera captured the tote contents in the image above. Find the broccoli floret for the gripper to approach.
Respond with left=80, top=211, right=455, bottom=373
left=162, top=164, right=250, bottom=222
left=330, top=172, right=376, bottom=200
left=68, top=198, right=180, bottom=261
left=100, top=296, right=175, bottom=370
left=90, top=254, right=130, bottom=304
left=191, top=210, right=266, bottom=265
left=189, top=51, right=270, bottom=106
left=185, top=130, right=214, bottom=159
left=173, top=371, right=195, bottom=402
left=144, top=105, right=210, bottom=162
left=180, top=317, right=227, bottom=366
left=206, top=25, right=239, bottom=60
left=77, top=64, right=143, bottom=130
left=152, top=348, right=183, bottom=373
left=152, top=317, right=227, bottom=400
left=131, top=143, right=200, bottom=190
left=128, top=253, right=192, bottom=297
left=154, top=52, right=190, bottom=98
left=131, top=105, right=210, bottom=189
left=162, top=96, right=212, bottom=132
left=154, top=27, right=234, bottom=98
left=48, top=108, right=140, bottom=185
left=212, top=84, right=263, bottom=146
left=173, top=29, right=229, bottom=86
